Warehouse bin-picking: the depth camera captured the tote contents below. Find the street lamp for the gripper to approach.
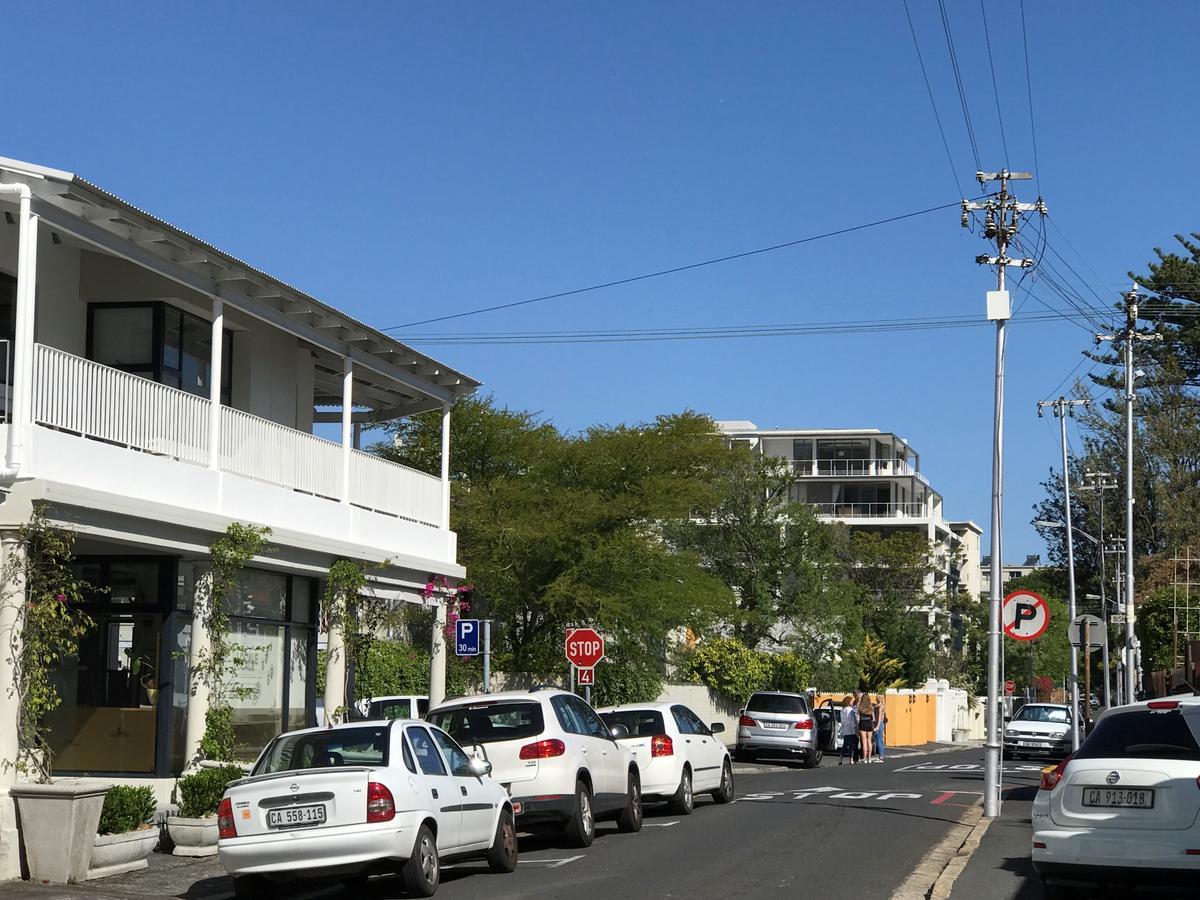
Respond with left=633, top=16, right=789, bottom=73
left=1034, top=520, right=1097, bottom=545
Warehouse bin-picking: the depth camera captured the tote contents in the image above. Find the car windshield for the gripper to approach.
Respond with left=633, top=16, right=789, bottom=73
left=253, top=726, right=389, bottom=775
left=428, top=701, right=545, bottom=745
left=747, top=693, right=806, bottom=714
left=1012, top=705, right=1070, bottom=724
left=369, top=698, right=412, bottom=720
left=600, top=710, right=666, bottom=737
left=1075, top=709, right=1200, bottom=761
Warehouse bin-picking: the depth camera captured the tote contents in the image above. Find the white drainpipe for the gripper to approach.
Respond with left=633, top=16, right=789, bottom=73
left=0, top=183, right=35, bottom=480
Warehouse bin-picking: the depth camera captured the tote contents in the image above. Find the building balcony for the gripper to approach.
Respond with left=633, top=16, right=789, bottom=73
left=20, top=343, right=452, bottom=564
left=809, top=501, right=930, bottom=520
left=791, top=458, right=930, bottom=486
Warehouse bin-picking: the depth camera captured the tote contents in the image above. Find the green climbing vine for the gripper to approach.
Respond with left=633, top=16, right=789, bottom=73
left=190, top=522, right=270, bottom=762
left=320, top=557, right=399, bottom=721
left=1, top=503, right=95, bottom=781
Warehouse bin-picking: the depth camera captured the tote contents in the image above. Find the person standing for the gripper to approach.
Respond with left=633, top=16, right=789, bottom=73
left=839, top=695, right=858, bottom=765
left=873, top=696, right=887, bottom=762
left=857, top=692, right=875, bottom=764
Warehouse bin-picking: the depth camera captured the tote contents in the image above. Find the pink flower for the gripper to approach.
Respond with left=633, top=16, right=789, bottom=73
left=55, top=593, right=66, bottom=603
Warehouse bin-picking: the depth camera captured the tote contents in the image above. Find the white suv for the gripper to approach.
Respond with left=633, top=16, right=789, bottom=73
left=1032, top=696, right=1200, bottom=896
left=428, top=689, right=643, bottom=847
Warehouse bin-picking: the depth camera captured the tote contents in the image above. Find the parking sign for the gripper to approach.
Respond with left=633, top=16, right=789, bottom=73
left=455, top=619, right=480, bottom=656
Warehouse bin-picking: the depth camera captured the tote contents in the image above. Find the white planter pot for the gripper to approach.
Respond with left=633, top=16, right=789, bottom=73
left=11, top=779, right=112, bottom=883
left=167, top=816, right=218, bottom=857
left=87, top=828, right=159, bottom=879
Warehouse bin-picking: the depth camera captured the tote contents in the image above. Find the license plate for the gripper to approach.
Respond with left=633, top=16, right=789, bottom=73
left=267, top=804, right=327, bottom=828
left=760, top=722, right=789, bottom=730
left=1081, top=788, right=1154, bottom=809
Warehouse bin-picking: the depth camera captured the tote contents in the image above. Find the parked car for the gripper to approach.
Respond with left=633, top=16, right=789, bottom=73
left=362, top=695, right=430, bottom=720
left=811, top=698, right=844, bottom=754
left=1003, top=702, right=1073, bottom=760
left=217, top=720, right=517, bottom=898
left=428, top=689, right=643, bottom=847
left=736, top=691, right=821, bottom=767
left=597, top=702, right=734, bottom=814
left=1032, top=696, right=1200, bottom=896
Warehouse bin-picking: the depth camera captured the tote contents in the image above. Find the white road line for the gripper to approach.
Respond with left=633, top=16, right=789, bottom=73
left=643, top=821, right=679, bottom=827
left=518, top=855, right=585, bottom=868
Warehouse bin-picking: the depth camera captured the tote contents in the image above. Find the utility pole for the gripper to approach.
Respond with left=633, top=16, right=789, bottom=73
left=1038, top=397, right=1089, bottom=750
left=963, top=170, right=1046, bottom=818
left=1083, top=471, right=1117, bottom=707
left=1096, top=286, right=1162, bottom=703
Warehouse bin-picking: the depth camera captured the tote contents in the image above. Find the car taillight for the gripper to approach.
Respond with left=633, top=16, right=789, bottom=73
left=794, top=717, right=814, bottom=730
left=367, top=781, right=396, bottom=823
left=651, top=734, right=674, bottom=757
left=217, top=797, right=237, bottom=839
left=1040, top=755, right=1071, bottom=791
left=1149, top=700, right=1180, bottom=710
left=738, top=715, right=756, bottom=728
left=519, top=739, right=566, bottom=760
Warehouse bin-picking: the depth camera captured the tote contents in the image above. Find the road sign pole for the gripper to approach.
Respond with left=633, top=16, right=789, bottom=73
left=1083, top=621, right=1091, bottom=731
left=482, top=619, right=491, bottom=694
left=584, top=683, right=591, bottom=706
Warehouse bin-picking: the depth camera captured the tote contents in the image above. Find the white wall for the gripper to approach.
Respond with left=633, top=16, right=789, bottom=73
left=655, top=683, right=743, bottom=747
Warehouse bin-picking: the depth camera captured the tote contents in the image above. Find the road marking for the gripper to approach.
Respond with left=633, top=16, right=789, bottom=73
left=643, top=821, right=679, bottom=827
left=895, top=762, right=1044, bottom=774
left=930, top=790, right=983, bottom=809
left=519, top=855, right=584, bottom=869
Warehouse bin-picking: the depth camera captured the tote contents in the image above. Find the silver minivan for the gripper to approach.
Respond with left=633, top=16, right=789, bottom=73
left=736, top=691, right=821, bottom=768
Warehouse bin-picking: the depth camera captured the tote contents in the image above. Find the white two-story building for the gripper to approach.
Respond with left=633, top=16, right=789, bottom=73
left=0, top=157, right=478, bottom=875
left=717, top=421, right=982, bottom=609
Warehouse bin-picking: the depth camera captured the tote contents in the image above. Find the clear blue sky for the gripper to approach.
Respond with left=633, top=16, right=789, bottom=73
left=6, top=1, right=1198, bottom=561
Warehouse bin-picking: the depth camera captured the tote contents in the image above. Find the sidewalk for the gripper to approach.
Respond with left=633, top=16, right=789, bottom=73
left=947, top=784, right=1041, bottom=900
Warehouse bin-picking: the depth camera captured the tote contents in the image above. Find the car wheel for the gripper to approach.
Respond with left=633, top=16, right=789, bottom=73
left=565, top=779, right=595, bottom=848
left=802, top=747, right=822, bottom=769
left=711, top=759, right=735, bottom=804
left=401, top=823, right=439, bottom=897
left=616, top=770, right=643, bottom=833
left=668, top=766, right=694, bottom=815
left=234, top=875, right=276, bottom=900
left=486, top=808, right=519, bottom=873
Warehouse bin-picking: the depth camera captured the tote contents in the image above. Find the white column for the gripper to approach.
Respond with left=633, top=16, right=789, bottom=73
left=0, top=535, right=24, bottom=879
left=440, top=401, right=451, bottom=529
left=207, top=298, right=224, bottom=470
left=341, top=358, right=353, bottom=504
left=183, top=565, right=213, bottom=767
left=322, top=618, right=347, bottom=725
left=429, top=598, right=447, bottom=708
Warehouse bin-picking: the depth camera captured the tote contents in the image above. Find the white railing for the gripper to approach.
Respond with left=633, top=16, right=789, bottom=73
left=791, top=458, right=926, bottom=479
left=33, top=344, right=210, bottom=465
left=220, top=406, right=343, bottom=501
left=30, top=344, right=446, bottom=528
left=350, top=449, right=443, bottom=527
left=810, top=501, right=929, bottom=519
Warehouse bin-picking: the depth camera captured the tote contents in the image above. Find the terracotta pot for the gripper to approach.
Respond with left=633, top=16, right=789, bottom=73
left=88, top=827, right=159, bottom=879
left=166, top=815, right=218, bottom=857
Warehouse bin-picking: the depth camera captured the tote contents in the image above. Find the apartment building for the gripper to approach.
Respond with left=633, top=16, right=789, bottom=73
left=0, top=157, right=479, bottom=876
left=717, top=421, right=982, bottom=611
left=981, top=554, right=1042, bottom=597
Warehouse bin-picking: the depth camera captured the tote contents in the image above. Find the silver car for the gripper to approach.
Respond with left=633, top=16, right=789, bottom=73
left=736, top=691, right=821, bottom=768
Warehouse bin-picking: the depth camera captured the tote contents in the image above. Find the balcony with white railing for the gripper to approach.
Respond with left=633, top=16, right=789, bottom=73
left=29, top=344, right=445, bottom=531
left=790, top=458, right=929, bottom=484
left=809, top=501, right=930, bottom=519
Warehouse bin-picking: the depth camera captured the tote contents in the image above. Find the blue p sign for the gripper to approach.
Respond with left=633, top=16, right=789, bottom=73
left=455, top=619, right=480, bottom=656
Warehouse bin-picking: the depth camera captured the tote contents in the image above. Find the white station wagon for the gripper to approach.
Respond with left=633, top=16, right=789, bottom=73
left=217, top=720, right=517, bottom=898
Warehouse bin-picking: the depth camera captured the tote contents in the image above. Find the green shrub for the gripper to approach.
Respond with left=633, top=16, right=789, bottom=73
left=198, top=705, right=236, bottom=762
left=768, top=652, right=812, bottom=694
left=176, top=764, right=244, bottom=818
left=686, top=637, right=772, bottom=702
left=355, top=641, right=432, bottom=698
left=592, top=659, right=663, bottom=707
left=98, top=785, right=156, bottom=835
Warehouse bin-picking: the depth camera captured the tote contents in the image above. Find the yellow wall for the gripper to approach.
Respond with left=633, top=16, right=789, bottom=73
left=814, top=691, right=938, bottom=747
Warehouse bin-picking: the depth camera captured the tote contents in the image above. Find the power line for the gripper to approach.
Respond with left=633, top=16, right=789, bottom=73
left=386, top=200, right=964, bottom=330
left=1019, top=0, right=1042, bottom=194
left=901, top=0, right=963, bottom=195
left=980, top=0, right=1010, bottom=168
left=937, top=0, right=982, bottom=171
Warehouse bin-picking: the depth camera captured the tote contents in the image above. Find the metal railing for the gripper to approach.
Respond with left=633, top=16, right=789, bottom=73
left=220, top=405, right=343, bottom=501
left=350, top=449, right=443, bottom=527
left=810, top=501, right=929, bottom=518
left=791, top=458, right=924, bottom=478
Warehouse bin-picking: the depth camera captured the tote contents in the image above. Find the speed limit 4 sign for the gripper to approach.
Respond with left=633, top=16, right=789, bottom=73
left=1002, top=590, right=1050, bottom=641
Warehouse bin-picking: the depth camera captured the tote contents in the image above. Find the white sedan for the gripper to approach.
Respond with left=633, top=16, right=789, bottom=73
left=597, top=702, right=734, bottom=814
left=1032, top=696, right=1200, bottom=897
left=217, top=720, right=517, bottom=898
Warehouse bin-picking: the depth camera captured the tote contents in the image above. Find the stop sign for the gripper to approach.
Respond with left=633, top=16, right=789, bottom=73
left=565, top=627, right=605, bottom=668
left=1004, top=680, right=1015, bottom=695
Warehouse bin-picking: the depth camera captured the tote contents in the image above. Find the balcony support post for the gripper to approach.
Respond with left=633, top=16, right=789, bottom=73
left=341, top=358, right=353, bottom=504
left=207, top=298, right=223, bottom=470
left=0, top=533, right=24, bottom=878
left=183, top=564, right=213, bottom=769
left=440, top=401, right=451, bottom=529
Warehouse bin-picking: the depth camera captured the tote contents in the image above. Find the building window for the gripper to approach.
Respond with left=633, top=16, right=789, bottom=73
left=87, top=301, right=232, bottom=404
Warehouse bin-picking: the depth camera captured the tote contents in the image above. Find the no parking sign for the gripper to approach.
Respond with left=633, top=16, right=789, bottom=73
left=1002, top=590, right=1049, bottom=641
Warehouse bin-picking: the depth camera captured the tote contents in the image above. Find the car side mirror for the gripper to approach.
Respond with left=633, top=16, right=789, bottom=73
left=467, top=757, right=492, bottom=778
left=710, top=722, right=725, bottom=734
left=609, top=724, right=630, bottom=739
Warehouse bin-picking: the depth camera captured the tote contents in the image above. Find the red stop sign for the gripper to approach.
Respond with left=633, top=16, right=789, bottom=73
left=565, top=628, right=605, bottom=668
left=1004, top=680, right=1015, bottom=695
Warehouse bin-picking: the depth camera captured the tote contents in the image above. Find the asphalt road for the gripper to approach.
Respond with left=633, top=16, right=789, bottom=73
left=1, top=747, right=1049, bottom=900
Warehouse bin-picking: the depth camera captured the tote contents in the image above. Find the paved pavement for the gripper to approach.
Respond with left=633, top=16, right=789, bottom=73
left=0, top=747, right=1003, bottom=900
left=949, top=766, right=1042, bottom=900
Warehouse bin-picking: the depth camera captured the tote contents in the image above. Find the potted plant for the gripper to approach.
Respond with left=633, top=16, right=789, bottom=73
left=167, top=764, right=243, bottom=857
left=88, top=786, right=159, bottom=879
